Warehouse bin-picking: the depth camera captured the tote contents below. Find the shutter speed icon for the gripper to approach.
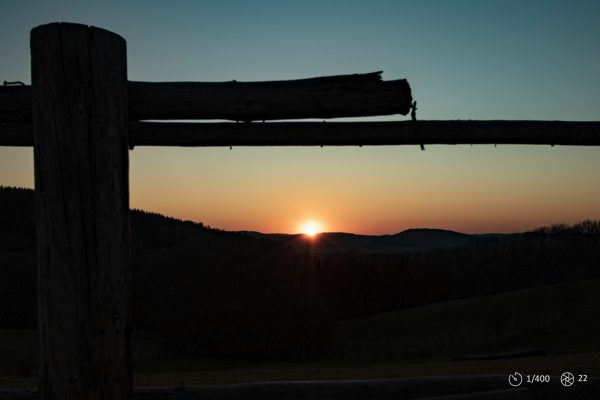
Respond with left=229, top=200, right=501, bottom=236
left=509, top=372, right=523, bottom=387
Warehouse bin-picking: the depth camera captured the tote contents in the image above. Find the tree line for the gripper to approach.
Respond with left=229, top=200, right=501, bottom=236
left=1, top=187, right=599, bottom=360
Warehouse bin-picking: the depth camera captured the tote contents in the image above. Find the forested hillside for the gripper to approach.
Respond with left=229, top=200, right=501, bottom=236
left=1, top=186, right=599, bottom=360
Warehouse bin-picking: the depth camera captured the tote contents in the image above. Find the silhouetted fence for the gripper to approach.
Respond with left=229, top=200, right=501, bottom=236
left=3, top=119, right=600, bottom=147
left=0, top=21, right=599, bottom=400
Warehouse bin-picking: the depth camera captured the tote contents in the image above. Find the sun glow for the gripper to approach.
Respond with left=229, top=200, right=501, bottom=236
left=299, top=221, right=323, bottom=237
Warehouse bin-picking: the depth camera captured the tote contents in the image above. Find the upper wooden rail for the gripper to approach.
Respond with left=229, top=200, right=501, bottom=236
left=129, top=72, right=411, bottom=121
left=0, top=71, right=412, bottom=123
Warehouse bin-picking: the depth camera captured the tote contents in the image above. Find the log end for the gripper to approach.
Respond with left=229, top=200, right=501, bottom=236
left=398, top=79, right=413, bottom=116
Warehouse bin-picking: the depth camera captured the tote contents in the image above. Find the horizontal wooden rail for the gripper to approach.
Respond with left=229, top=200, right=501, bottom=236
left=0, top=122, right=30, bottom=145
left=0, top=72, right=412, bottom=123
left=131, top=120, right=600, bottom=146
left=129, top=72, right=412, bottom=120
left=2, top=120, right=600, bottom=147
left=0, top=85, right=31, bottom=123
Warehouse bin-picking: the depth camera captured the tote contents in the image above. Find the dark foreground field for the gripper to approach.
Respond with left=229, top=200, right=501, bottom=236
left=1, top=377, right=600, bottom=399
left=2, top=278, right=599, bottom=398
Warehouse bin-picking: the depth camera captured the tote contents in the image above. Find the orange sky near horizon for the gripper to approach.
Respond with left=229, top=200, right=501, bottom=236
left=122, top=144, right=600, bottom=235
left=2, top=140, right=600, bottom=235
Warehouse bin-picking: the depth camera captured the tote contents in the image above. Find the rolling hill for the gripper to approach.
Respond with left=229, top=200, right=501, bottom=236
left=0, top=186, right=509, bottom=254
left=328, top=277, right=600, bottom=361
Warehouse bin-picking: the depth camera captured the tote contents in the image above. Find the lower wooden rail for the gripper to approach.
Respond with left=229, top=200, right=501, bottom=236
left=2, top=120, right=600, bottom=147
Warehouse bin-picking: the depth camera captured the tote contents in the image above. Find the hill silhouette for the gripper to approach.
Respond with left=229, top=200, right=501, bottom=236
left=1, top=186, right=599, bottom=361
left=231, top=227, right=507, bottom=255
left=0, top=186, right=501, bottom=254
left=0, top=186, right=514, bottom=256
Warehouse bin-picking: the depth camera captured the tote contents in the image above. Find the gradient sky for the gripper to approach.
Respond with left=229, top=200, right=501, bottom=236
left=1, top=0, right=599, bottom=234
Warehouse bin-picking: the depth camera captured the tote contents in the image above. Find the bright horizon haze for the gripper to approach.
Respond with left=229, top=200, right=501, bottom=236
left=1, top=0, right=599, bottom=234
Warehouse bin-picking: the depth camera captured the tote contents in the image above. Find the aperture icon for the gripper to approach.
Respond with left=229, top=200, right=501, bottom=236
left=560, top=372, right=575, bottom=387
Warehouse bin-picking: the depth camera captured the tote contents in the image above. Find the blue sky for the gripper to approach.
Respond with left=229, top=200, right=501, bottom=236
left=3, top=0, right=600, bottom=119
left=1, top=0, right=599, bottom=233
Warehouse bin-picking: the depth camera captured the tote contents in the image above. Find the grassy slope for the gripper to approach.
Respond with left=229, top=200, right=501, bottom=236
left=2, top=278, right=599, bottom=388
left=329, top=277, right=600, bottom=360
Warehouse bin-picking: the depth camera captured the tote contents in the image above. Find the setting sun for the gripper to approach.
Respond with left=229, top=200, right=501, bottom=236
left=299, top=221, right=323, bottom=237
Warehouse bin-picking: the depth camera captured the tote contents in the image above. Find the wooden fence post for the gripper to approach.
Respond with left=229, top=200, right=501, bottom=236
left=31, top=23, right=131, bottom=399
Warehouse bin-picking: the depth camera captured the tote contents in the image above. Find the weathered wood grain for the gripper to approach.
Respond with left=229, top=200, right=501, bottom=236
left=0, top=72, right=412, bottom=122
left=0, top=72, right=412, bottom=123
left=128, top=73, right=412, bottom=121
left=31, top=22, right=132, bottom=400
